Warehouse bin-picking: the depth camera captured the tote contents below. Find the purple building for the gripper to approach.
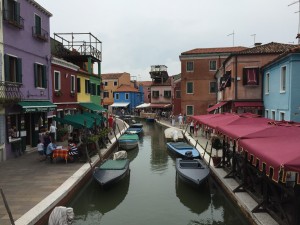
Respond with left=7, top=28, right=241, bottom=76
left=2, top=0, right=53, bottom=160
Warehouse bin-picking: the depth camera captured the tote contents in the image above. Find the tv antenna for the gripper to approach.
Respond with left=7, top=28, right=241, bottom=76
left=251, top=34, right=256, bottom=45
left=288, top=1, right=300, bottom=43
left=227, top=30, right=235, bottom=46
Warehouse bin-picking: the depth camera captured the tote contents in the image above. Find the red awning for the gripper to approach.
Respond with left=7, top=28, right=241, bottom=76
left=192, top=113, right=240, bottom=129
left=207, top=101, right=228, bottom=112
left=234, top=101, right=264, bottom=108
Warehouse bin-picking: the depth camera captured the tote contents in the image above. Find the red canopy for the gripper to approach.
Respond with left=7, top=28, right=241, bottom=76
left=206, top=101, right=228, bottom=113
left=192, top=113, right=240, bottom=129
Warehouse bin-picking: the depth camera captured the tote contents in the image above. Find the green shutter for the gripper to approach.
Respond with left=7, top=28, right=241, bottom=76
left=42, top=65, right=47, bottom=88
left=15, top=2, right=20, bottom=24
left=34, top=63, right=38, bottom=87
left=4, top=54, right=9, bottom=81
left=35, top=15, right=41, bottom=35
left=3, top=0, right=8, bottom=20
left=16, top=58, right=22, bottom=83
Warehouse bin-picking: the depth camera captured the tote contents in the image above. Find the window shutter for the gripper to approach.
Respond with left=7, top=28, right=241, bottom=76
left=242, top=68, right=247, bottom=85
left=16, top=58, right=22, bottom=83
left=77, top=78, right=81, bottom=92
left=4, top=54, right=9, bottom=81
left=15, top=2, right=20, bottom=24
left=255, top=68, right=259, bottom=85
left=34, top=63, right=38, bottom=87
left=3, top=0, right=8, bottom=20
left=42, top=65, right=47, bottom=88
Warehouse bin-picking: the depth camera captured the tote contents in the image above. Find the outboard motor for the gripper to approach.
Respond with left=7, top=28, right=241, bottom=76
left=184, top=151, right=193, bottom=159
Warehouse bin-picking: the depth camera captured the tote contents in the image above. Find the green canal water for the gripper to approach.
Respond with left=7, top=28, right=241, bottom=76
left=69, top=122, right=251, bottom=225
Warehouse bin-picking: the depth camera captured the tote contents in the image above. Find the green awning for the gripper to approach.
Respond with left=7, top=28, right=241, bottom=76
left=18, top=101, right=57, bottom=113
left=54, top=114, right=96, bottom=129
left=80, top=102, right=107, bottom=112
left=82, top=111, right=106, bottom=122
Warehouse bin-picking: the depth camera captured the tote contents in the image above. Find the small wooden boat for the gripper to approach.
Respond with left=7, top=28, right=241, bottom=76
left=166, top=142, right=200, bottom=158
left=118, top=133, right=139, bottom=150
left=164, top=127, right=184, bottom=142
left=125, top=123, right=143, bottom=135
left=93, top=158, right=130, bottom=187
left=175, top=158, right=210, bottom=187
left=146, top=117, right=155, bottom=122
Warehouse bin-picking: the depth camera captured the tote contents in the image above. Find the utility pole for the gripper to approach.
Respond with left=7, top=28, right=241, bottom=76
left=227, top=30, right=235, bottom=46
left=288, top=0, right=300, bottom=44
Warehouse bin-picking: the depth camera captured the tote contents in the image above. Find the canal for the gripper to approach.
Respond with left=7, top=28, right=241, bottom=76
left=68, top=121, right=251, bottom=225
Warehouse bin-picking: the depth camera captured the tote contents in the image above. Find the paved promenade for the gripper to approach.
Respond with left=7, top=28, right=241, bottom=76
left=0, top=117, right=278, bottom=225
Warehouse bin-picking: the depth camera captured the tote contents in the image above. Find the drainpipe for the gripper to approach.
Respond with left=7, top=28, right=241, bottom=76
left=234, top=55, right=238, bottom=100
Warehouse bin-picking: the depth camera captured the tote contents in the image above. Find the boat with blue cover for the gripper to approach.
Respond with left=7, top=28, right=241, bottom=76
left=166, top=142, right=200, bottom=158
left=118, top=133, right=139, bottom=150
left=125, top=123, right=143, bottom=135
left=93, top=158, right=130, bottom=187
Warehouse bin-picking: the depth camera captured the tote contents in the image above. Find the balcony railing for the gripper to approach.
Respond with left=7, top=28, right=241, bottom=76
left=0, top=81, right=23, bottom=104
left=3, top=10, right=24, bottom=29
left=32, top=26, right=49, bottom=42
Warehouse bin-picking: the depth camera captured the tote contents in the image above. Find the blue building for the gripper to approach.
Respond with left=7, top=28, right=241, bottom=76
left=262, top=47, right=300, bottom=122
left=111, top=84, right=144, bottom=115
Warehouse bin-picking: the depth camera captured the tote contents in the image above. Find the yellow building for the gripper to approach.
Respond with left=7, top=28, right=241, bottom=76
left=77, top=69, right=91, bottom=103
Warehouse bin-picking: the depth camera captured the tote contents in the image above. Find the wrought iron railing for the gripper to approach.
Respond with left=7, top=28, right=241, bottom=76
left=3, top=10, right=24, bottom=29
left=32, top=26, right=49, bottom=42
left=0, top=81, right=23, bottom=104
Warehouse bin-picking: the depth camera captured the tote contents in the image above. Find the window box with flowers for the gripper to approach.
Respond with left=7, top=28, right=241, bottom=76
left=55, top=90, right=62, bottom=97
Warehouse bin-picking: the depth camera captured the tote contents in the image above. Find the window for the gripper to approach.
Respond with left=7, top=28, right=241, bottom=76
left=90, top=83, right=96, bottom=95
left=186, top=105, right=194, bottom=116
left=34, top=14, right=42, bottom=36
left=210, top=82, right=217, bottom=93
left=3, top=0, right=23, bottom=28
left=54, top=71, right=61, bottom=91
left=114, top=81, right=118, bottom=86
left=34, top=63, right=47, bottom=88
left=280, top=112, right=285, bottom=121
left=115, top=93, right=119, bottom=100
left=271, top=110, right=276, bottom=120
left=70, top=75, right=75, bottom=93
left=265, top=109, right=269, bottom=118
left=209, top=60, right=217, bottom=71
left=97, top=85, right=100, bottom=96
left=265, top=73, right=270, bottom=94
left=152, top=91, right=159, bottom=98
left=186, top=82, right=193, bottom=94
left=104, top=81, right=108, bottom=86
left=77, top=77, right=81, bottom=93
left=85, top=80, right=90, bottom=94
left=280, top=66, right=286, bottom=92
left=4, top=54, right=22, bottom=83
left=243, top=68, right=259, bottom=85
left=103, top=91, right=109, bottom=98
left=125, top=93, right=129, bottom=100
left=164, top=90, right=171, bottom=98
left=186, top=61, right=194, bottom=72
left=176, top=90, right=181, bottom=98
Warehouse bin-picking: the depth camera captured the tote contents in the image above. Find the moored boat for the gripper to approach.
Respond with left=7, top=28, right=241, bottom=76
left=164, top=127, right=184, bottom=142
left=175, top=158, right=210, bottom=187
left=93, top=157, right=130, bottom=187
left=166, top=142, right=200, bottom=158
left=125, top=123, right=143, bottom=135
left=118, top=133, right=139, bottom=150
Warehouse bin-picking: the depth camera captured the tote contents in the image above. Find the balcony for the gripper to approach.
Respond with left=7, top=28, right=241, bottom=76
left=32, top=26, right=49, bottom=42
left=0, top=81, right=23, bottom=105
left=3, top=10, right=24, bottom=29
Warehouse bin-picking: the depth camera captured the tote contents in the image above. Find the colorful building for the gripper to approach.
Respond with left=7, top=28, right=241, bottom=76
left=2, top=0, right=53, bottom=160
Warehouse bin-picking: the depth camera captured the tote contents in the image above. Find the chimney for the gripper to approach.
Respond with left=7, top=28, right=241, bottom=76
left=254, top=43, right=262, bottom=46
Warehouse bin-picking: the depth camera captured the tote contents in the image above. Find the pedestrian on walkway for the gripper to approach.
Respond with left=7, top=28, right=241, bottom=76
left=183, top=113, right=186, bottom=126
left=194, top=122, right=199, bottom=137
left=43, top=131, right=51, bottom=155
left=108, top=114, right=114, bottom=134
left=171, top=114, right=175, bottom=126
left=49, top=123, right=57, bottom=141
left=189, top=120, right=194, bottom=135
left=37, top=139, right=45, bottom=161
left=178, top=113, right=183, bottom=129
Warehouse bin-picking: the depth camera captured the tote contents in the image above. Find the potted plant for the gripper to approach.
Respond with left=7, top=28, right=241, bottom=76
left=56, top=127, right=68, bottom=141
left=211, top=135, right=223, bottom=167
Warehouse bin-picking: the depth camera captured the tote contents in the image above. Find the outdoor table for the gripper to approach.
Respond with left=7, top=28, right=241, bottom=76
left=52, top=148, right=69, bottom=163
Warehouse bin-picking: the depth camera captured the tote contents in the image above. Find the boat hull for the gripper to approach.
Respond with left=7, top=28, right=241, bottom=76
left=175, top=158, right=210, bottom=187
left=93, top=159, right=130, bottom=187
left=118, top=134, right=139, bottom=150
left=166, top=142, right=200, bottom=158
left=164, top=127, right=184, bottom=142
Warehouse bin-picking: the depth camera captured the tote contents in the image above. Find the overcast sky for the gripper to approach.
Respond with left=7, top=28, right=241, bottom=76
left=37, top=0, right=299, bottom=81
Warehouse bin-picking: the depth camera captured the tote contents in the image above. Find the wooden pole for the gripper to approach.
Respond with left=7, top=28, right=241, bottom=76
left=0, top=188, right=15, bottom=225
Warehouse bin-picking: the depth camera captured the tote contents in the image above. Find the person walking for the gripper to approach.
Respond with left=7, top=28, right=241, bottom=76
left=194, top=122, right=199, bottom=137
left=178, top=113, right=183, bottom=129
left=189, top=120, right=194, bottom=135
left=171, top=114, right=175, bottom=126
left=37, top=139, right=45, bottom=161
left=49, top=123, right=57, bottom=141
left=108, top=114, right=114, bottom=134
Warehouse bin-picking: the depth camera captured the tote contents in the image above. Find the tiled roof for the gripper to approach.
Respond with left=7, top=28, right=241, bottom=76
left=115, top=84, right=138, bottom=92
left=138, top=81, right=153, bottom=86
left=236, top=42, right=296, bottom=55
left=262, top=45, right=300, bottom=70
left=181, top=46, right=247, bottom=55
left=101, top=72, right=130, bottom=79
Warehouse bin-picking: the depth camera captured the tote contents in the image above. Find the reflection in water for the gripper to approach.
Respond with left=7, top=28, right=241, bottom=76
left=68, top=121, right=251, bottom=225
left=69, top=175, right=130, bottom=224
